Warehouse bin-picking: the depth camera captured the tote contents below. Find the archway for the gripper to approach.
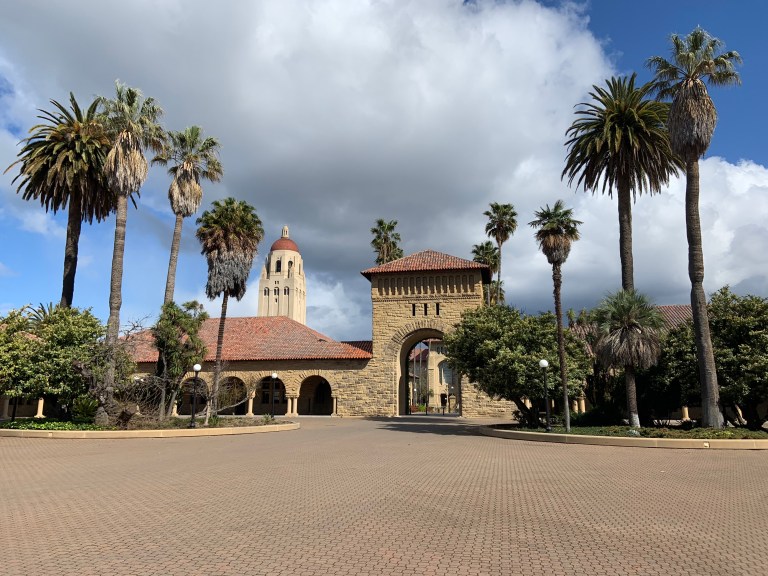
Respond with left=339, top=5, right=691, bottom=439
left=178, top=378, right=208, bottom=416
left=257, top=376, right=287, bottom=416
left=298, top=376, right=333, bottom=415
left=218, top=377, right=247, bottom=415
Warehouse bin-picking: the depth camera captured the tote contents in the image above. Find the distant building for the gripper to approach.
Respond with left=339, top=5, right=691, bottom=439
left=257, top=226, right=306, bottom=324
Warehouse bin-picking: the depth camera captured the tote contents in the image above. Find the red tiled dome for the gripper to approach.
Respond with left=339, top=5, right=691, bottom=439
left=270, top=237, right=299, bottom=253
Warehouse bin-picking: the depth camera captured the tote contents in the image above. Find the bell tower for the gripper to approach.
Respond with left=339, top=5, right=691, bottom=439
left=257, top=226, right=306, bottom=324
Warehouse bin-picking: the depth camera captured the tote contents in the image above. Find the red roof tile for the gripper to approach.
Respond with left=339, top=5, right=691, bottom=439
left=361, top=250, right=491, bottom=283
left=130, top=316, right=372, bottom=363
left=270, top=237, right=300, bottom=253
left=657, top=305, right=692, bottom=328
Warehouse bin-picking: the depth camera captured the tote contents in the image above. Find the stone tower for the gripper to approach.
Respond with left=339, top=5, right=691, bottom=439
left=257, top=226, right=306, bottom=324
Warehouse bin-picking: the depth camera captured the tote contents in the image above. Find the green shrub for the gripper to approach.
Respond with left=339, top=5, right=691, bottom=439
left=1, top=419, right=102, bottom=431
left=72, top=395, right=99, bottom=424
left=260, top=414, right=275, bottom=425
left=571, top=404, right=624, bottom=426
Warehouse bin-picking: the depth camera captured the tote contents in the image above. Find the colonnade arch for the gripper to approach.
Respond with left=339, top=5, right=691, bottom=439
left=298, top=376, right=334, bottom=415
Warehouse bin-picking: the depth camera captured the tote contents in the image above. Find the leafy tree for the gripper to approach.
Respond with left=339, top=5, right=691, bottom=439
left=444, top=305, right=589, bottom=427
left=529, top=200, right=582, bottom=432
left=5, top=93, right=113, bottom=307
left=152, top=126, right=223, bottom=304
left=647, top=28, right=742, bottom=428
left=471, top=241, right=499, bottom=305
left=592, top=290, right=665, bottom=428
left=100, top=82, right=164, bottom=402
left=370, top=219, right=403, bottom=264
left=196, top=198, right=263, bottom=424
left=484, top=202, right=517, bottom=304
left=563, top=74, right=681, bottom=292
left=151, top=301, right=208, bottom=419
left=0, top=309, right=46, bottom=400
left=707, top=287, right=768, bottom=429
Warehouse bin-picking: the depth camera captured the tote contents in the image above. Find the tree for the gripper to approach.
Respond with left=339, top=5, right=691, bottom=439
left=484, top=202, right=517, bottom=304
left=196, top=198, right=263, bottom=424
left=562, top=74, right=681, bottom=292
left=647, top=27, right=742, bottom=428
left=529, top=200, right=582, bottom=432
left=100, top=82, right=164, bottom=406
left=444, top=305, right=589, bottom=428
left=472, top=241, right=499, bottom=305
left=5, top=93, right=113, bottom=307
left=592, top=290, right=665, bottom=428
left=370, top=219, right=403, bottom=264
left=151, top=301, right=208, bottom=419
left=152, top=126, right=223, bottom=305
left=0, top=309, right=46, bottom=401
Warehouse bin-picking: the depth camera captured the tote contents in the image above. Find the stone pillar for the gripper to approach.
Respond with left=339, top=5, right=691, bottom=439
left=578, top=395, right=586, bottom=414
left=1, top=396, right=9, bottom=419
left=332, top=396, right=338, bottom=417
left=571, top=399, right=578, bottom=413
left=171, top=403, right=178, bottom=417
left=34, top=397, right=45, bottom=419
left=246, top=392, right=255, bottom=417
left=681, top=406, right=690, bottom=421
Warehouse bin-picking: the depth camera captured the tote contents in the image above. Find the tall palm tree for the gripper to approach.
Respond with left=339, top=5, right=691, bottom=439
left=100, top=82, right=164, bottom=396
left=196, top=198, right=263, bottom=425
left=562, top=74, right=682, bottom=291
left=529, top=200, right=582, bottom=432
left=5, top=93, right=113, bottom=307
left=472, top=241, right=499, bottom=305
left=484, top=202, right=517, bottom=304
left=370, top=219, right=403, bottom=264
left=153, top=126, right=223, bottom=304
left=592, top=290, right=665, bottom=428
left=647, top=27, right=741, bottom=428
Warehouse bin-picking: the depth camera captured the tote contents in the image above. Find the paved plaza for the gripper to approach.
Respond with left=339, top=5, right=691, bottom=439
left=1, top=417, right=767, bottom=576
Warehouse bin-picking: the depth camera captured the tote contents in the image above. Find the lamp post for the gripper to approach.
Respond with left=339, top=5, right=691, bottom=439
left=189, top=363, right=202, bottom=428
left=271, top=372, right=278, bottom=417
left=539, top=359, right=551, bottom=432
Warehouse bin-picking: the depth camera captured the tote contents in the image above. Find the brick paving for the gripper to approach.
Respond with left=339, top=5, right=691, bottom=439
left=1, top=416, right=767, bottom=576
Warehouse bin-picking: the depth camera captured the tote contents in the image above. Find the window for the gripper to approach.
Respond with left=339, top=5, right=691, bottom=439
left=424, top=303, right=428, bottom=316
left=263, top=288, right=268, bottom=296
left=412, top=303, right=416, bottom=316
left=284, top=287, right=289, bottom=296
left=435, top=302, right=440, bottom=316
left=261, top=382, right=270, bottom=404
left=274, top=288, right=279, bottom=296
left=276, top=259, right=282, bottom=273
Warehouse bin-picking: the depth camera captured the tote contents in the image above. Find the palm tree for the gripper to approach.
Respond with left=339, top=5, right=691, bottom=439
left=562, top=74, right=682, bottom=292
left=196, top=198, right=263, bottom=424
left=647, top=27, right=741, bottom=428
left=100, top=82, right=164, bottom=398
left=5, top=93, right=113, bottom=307
left=529, top=200, right=581, bottom=432
left=153, top=126, right=223, bottom=304
left=471, top=241, right=499, bottom=305
left=370, top=219, right=403, bottom=264
left=592, top=290, right=665, bottom=428
left=484, top=202, right=517, bottom=304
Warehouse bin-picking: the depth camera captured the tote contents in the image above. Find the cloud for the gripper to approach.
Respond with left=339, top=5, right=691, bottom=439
left=0, top=261, right=16, bottom=277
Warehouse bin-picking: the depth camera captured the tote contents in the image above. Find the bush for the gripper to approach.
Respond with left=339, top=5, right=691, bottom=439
left=0, top=419, right=102, bottom=431
left=571, top=404, right=624, bottom=426
left=72, top=395, right=99, bottom=424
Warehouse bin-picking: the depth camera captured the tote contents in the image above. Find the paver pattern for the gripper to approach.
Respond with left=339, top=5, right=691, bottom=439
left=1, top=417, right=766, bottom=576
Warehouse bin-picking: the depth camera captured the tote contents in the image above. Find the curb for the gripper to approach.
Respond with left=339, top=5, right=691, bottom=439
left=479, top=426, right=768, bottom=450
left=0, top=422, right=300, bottom=439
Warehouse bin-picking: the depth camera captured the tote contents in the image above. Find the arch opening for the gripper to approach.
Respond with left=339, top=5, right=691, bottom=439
left=218, top=377, right=247, bottom=415
left=298, top=376, right=333, bottom=415
left=257, top=376, right=287, bottom=416
left=179, top=378, right=208, bottom=416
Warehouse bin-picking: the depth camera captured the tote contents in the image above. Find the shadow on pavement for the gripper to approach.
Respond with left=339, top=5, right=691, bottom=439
left=363, top=416, right=500, bottom=436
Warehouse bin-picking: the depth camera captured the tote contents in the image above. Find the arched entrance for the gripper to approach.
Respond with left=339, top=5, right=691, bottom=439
left=257, top=376, right=287, bottom=416
left=179, top=378, right=208, bottom=416
left=298, top=376, right=333, bottom=415
left=218, top=377, right=247, bottom=415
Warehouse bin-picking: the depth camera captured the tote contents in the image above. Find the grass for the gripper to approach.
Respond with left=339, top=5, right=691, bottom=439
left=516, top=424, right=768, bottom=440
left=1, top=414, right=279, bottom=431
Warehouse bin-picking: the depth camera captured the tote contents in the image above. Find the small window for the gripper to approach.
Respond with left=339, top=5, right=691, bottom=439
left=273, top=288, right=279, bottom=296
left=263, top=288, right=268, bottom=296
left=435, top=302, right=440, bottom=316
left=423, top=303, right=428, bottom=316
left=412, top=304, right=416, bottom=316
left=276, top=259, right=282, bottom=273
left=284, top=287, right=289, bottom=295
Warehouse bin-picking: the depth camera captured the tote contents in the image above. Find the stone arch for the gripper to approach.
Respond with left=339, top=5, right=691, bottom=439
left=256, top=375, right=287, bottom=415
left=179, top=377, right=208, bottom=416
left=218, top=376, right=248, bottom=415
left=298, top=375, right=334, bottom=415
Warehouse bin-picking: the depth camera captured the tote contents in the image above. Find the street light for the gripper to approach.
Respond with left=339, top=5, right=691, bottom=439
left=271, top=372, right=278, bottom=417
left=189, top=363, right=202, bottom=428
left=539, top=359, right=551, bottom=432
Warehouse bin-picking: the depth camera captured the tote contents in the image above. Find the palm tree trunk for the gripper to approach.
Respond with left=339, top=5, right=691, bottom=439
left=496, top=242, right=503, bottom=305
left=104, top=194, right=128, bottom=395
left=617, top=181, right=634, bottom=292
left=163, top=213, right=184, bottom=304
left=552, top=263, right=570, bottom=432
left=205, top=292, right=228, bottom=426
left=625, top=365, right=640, bottom=428
left=60, top=196, right=83, bottom=308
left=685, top=160, right=722, bottom=428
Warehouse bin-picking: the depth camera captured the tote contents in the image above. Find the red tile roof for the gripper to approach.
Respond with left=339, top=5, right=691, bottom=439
left=270, top=237, right=300, bottom=253
left=657, top=305, right=692, bottom=328
left=130, top=316, right=372, bottom=363
left=361, top=250, right=491, bottom=283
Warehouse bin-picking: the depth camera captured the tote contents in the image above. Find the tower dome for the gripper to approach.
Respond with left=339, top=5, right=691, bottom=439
left=270, top=225, right=299, bottom=253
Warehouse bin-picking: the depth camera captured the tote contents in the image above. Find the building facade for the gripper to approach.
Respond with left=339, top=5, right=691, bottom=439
left=257, top=226, right=306, bottom=324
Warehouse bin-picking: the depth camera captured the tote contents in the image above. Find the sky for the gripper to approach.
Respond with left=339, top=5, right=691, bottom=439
left=1, top=0, right=766, bottom=341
